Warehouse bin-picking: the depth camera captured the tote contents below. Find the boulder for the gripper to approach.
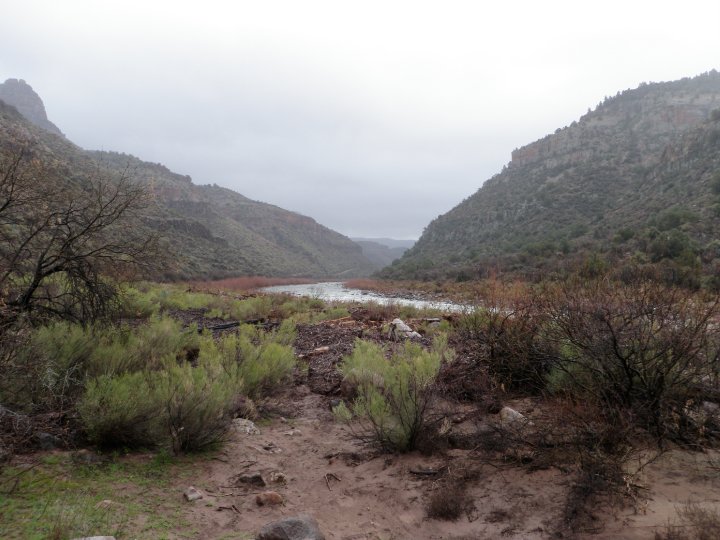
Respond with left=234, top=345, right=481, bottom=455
left=183, top=486, right=203, bottom=502
left=256, top=491, right=284, bottom=506
left=256, top=514, right=325, bottom=540
left=499, top=406, right=528, bottom=427
left=389, top=318, right=422, bottom=340
left=234, top=472, right=267, bottom=487
left=233, top=418, right=261, bottom=435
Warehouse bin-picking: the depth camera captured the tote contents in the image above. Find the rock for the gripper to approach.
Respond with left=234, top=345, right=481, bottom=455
left=256, top=491, right=284, bottom=506
left=233, top=418, right=261, bottom=435
left=256, top=514, right=325, bottom=540
left=269, top=471, right=288, bottom=484
left=499, top=406, right=528, bottom=427
left=283, top=429, right=302, bottom=436
left=328, top=399, right=343, bottom=411
left=0, top=78, right=64, bottom=135
left=388, top=318, right=422, bottom=340
left=184, top=486, right=203, bottom=502
left=702, top=401, right=720, bottom=415
left=94, top=499, right=116, bottom=509
left=36, top=432, right=63, bottom=450
left=234, top=472, right=267, bottom=487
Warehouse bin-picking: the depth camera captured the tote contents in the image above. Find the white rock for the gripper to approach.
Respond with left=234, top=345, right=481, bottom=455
left=499, top=406, right=528, bottom=427
left=184, top=486, right=203, bottom=502
left=233, top=418, right=260, bottom=435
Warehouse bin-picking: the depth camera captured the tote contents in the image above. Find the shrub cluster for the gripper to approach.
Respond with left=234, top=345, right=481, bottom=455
left=335, top=336, right=453, bottom=452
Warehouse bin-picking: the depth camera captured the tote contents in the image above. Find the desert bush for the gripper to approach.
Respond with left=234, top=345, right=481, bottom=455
left=88, top=316, right=197, bottom=376
left=78, top=371, right=162, bottom=448
left=214, top=321, right=296, bottom=398
left=457, top=285, right=553, bottom=394
left=336, top=337, right=450, bottom=451
left=80, top=347, right=242, bottom=452
left=1, top=322, right=96, bottom=413
left=655, top=503, right=720, bottom=540
left=117, top=285, right=158, bottom=318
left=153, top=352, right=242, bottom=453
left=545, top=278, right=720, bottom=440
left=426, top=482, right=471, bottom=521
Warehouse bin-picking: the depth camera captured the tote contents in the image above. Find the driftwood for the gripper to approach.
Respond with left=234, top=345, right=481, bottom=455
left=199, top=318, right=267, bottom=332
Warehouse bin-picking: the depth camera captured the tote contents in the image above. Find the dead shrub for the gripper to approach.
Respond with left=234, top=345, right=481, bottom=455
left=655, top=503, right=720, bottom=540
left=426, top=482, right=472, bottom=521
left=456, top=282, right=555, bottom=395
left=545, top=278, right=720, bottom=442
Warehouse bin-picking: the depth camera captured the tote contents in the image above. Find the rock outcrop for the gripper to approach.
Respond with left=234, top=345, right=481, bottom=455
left=0, top=79, right=63, bottom=135
left=382, top=70, right=720, bottom=281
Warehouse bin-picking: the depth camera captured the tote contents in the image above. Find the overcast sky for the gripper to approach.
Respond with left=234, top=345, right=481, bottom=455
left=1, top=1, right=719, bottom=239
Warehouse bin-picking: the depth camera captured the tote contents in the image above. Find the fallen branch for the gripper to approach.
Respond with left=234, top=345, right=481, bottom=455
left=324, top=472, right=341, bottom=491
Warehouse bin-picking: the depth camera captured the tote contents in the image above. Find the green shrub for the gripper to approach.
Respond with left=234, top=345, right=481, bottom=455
left=153, top=352, right=242, bottom=453
left=79, top=371, right=163, bottom=448
left=79, top=346, right=242, bottom=452
left=336, top=338, right=449, bottom=452
left=215, top=322, right=296, bottom=398
left=117, top=286, right=158, bottom=318
left=4, top=322, right=96, bottom=412
left=88, top=317, right=198, bottom=376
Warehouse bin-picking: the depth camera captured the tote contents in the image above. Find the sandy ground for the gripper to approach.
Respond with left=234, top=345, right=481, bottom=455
left=180, top=387, right=568, bottom=539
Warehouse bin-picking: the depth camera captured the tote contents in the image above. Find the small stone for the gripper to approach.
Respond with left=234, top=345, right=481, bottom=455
left=702, top=401, right=720, bottom=414
left=184, top=486, right=203, bottom=502
left=499, top=406, right=528, bottom=427
left=256, top=514, right=325, bottom=540
left=36, top=432, right=63, bottom=450
left=268, top=471, right=287, bottom=484
left=328, top=398, right=342, bottom=411
left=283, top=429, right=302, bottom=436
left=94, top=499, right=116, bottom=509
left=234, top=472, right=267, bottom=487
left=233, top=418, right=261, bottom=435
left=256, top=491, right=284, bottom=506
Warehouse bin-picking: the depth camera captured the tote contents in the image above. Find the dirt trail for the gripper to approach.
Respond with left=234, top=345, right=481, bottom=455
left=174, top=317, right=720, bottom=539
left=182, top=386, right=567, bottom=539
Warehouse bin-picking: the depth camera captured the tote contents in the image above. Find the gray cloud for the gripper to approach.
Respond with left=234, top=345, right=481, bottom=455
left=1, top=1, right=719, bottom=239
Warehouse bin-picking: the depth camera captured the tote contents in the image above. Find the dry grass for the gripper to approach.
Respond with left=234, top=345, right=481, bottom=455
left=655, top=503, right=720, bottom=540
left=188, top=276, right=315, bottom=292
left=425, top=482, right=472, bottom=521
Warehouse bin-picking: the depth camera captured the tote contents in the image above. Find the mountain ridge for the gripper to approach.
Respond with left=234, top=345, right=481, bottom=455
left=382, top=71, right=720, bottom=286
left=0, top=81, right=376, bottom=280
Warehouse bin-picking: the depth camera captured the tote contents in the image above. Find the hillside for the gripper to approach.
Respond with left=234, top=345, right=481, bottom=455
left=382, top=71, right=720, bottom=285
left=351, top=238, right=413, bottom=268
left=0, top=82, right=375, bottom=279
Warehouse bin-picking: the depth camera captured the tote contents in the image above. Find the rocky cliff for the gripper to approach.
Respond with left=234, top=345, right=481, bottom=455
left=0, top=79, right=63, bottom=135
left=382, top=71, right=720, bottom=285
left=0, top=86, right=375, bottom=279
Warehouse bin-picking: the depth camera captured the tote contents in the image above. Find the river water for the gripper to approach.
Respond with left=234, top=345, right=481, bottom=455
left=260, top=281, right=469, bottom=313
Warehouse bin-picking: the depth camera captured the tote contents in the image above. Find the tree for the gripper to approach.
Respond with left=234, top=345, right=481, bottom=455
left=0, top=145, right=159, bottom=325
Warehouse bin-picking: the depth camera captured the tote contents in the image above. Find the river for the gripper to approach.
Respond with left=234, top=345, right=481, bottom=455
left=260, top=281, right=469, bottom=313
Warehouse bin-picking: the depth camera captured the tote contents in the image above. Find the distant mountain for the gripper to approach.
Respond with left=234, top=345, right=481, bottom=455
left=382, top=71, right=720, bottom=286
left=0, top=81, right=375, bottom=280
left=0, top=79, right=63, bottom=136
left=351, top=238, right=414, bottom=269
left=352, top=237, right=416, bottom=250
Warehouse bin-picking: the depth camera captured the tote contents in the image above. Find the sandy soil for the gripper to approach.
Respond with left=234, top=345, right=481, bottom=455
left=181, top=387, right=568, bottom=540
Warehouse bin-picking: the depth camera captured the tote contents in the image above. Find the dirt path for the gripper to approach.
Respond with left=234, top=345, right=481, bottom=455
left=174, top=385, right=568, bottom=539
